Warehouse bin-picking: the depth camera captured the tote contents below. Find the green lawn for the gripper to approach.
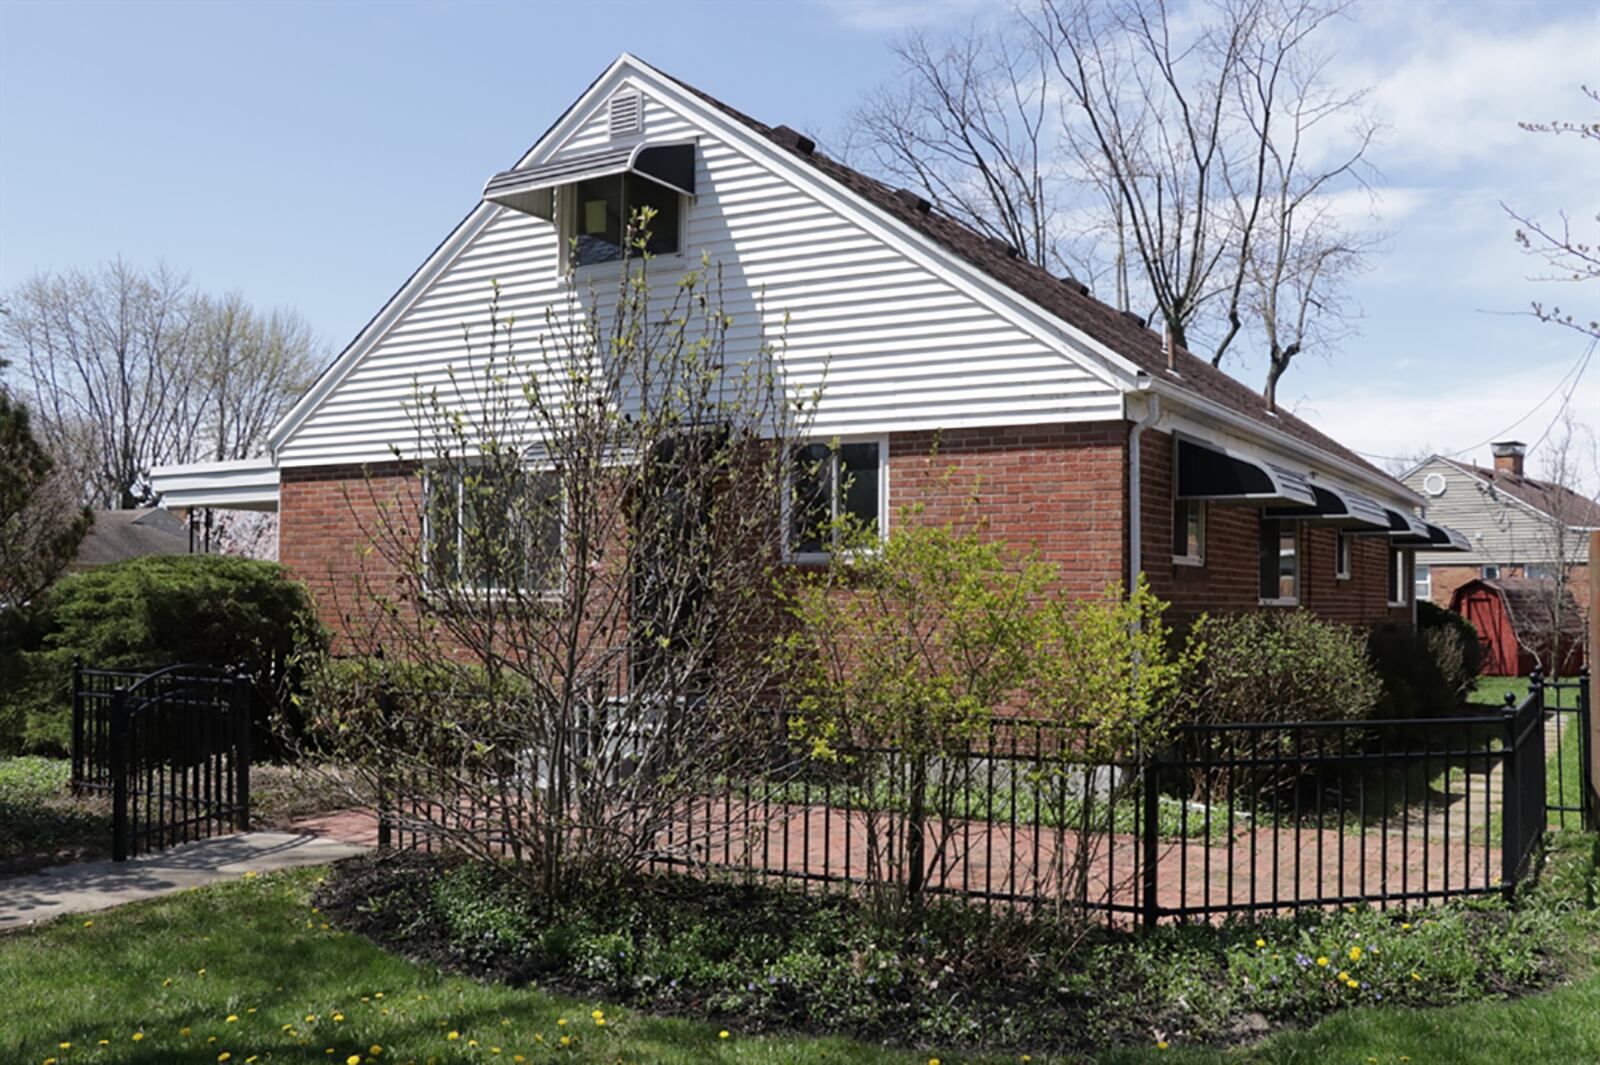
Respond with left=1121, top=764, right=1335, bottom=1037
left=4, top=855, right=1599, bottom=1065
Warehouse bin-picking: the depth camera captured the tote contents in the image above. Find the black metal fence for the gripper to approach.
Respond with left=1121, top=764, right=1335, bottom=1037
left=72, top=661, right=253, bottom=861
left=1540, top=669, right=1595, bottom=830
left=370, top=673, right=1588, bottom=923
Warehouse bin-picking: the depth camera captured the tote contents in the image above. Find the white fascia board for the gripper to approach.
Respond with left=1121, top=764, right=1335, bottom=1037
left=1146, top=378, right=1425, bottom=510
left=150, top=458, right=281, bottom=512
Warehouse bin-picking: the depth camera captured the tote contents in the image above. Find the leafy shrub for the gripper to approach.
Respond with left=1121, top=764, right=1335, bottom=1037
left=2, top=554, right=325, bottom=755
left=1418, top=599, right=1482, bottom=694
left=1180, top=610, right=1381, bottom=794
left=1368, top=615, right=1475, bottom=719
left=1185, top=609, right=1382, bottom=726
left=317, top=844, right=1587, bottom=1055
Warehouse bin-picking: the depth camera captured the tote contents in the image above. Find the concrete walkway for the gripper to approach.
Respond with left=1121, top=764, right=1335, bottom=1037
left=0, top=831, right=370, bottom=932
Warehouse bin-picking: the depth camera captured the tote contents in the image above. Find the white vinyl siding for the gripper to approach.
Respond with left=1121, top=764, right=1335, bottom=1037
left=276, top=88, right=1122, bottom=467
left=1401, top=457, right=1591, bottom=567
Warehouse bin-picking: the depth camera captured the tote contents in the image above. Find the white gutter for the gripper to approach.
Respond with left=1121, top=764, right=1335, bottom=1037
left=1127, top=382, right=1161, bottom=594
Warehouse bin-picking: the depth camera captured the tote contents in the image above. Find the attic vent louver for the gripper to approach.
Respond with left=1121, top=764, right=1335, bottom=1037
left=772, top=125, right=816, bottom=155
left=609, top=91, right=643, bottom=138
left=892, top=188, right=932, bottom=214
left=1119, top=309, right=1147, bottom=328
left=1058, top=275, right=1090, bottom=297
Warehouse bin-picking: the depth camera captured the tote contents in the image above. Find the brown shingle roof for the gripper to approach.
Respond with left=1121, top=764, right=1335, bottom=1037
left=662, top=70, right=1403, bottom=490
left=1481, top=576, right=1587, bottom=642
left=71, top=508, right=188, bottom=568
left=1440, top=458, right=1600, bottom=529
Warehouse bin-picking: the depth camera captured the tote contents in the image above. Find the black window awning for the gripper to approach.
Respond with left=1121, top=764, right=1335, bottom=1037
left=483, top=142, right=697, bottom=220
left=1396, top=519, right=1472, bottom=551
left=1262, top=481, right=1391, bottom=528
left=1175, top=437, right=1317, bottom=507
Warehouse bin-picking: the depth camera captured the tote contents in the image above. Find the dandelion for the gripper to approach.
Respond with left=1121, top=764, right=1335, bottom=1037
left=83, top=920, right=93, bottom=928
left=307, top=1015, right=317, bottom=1023
left=557, top=1018, right=567, bottom=1027
left=182, top=1027, right=193, bottom=1036
left=1157, top=1041, right=1169, bottom=1050
left=1402, top=922, right=1412, bottom=930
left=595, top=1019, right=606, bottom=1027
left=469, top=1040, right=479, bottom=1048
left=132, top=1033, right=145, bottom=1042
left=347, top=1057, right=361, bottom=1065
left=227, top=1014, right=239, bottom=1023
left=219, top=1054, right=232, bottom=1063
left=447, top=1031, right=460, bottom=1041
left=1411, top=971, right=1422, bottom=981
left=333, top=1013, right=345, bottom=1023
left=244, top=871, right=258, bottom=879
left=930, top=1059, right=941, bottom=1065
left=371, top=1046, right=383, bottom=1055
left=163, top=978, right=173, bottom=987
left=98, top=1040, right=109, bottom=1046
left=1255, top=938, right=1266, bottom=948
left=1316, top=956, right=1329, bottom=967
left=719, top=1030, right=730, bottom=1039
left=1349, top=946, right=1362, bottom=961
left=560, top=1036, right=571, bottom=1047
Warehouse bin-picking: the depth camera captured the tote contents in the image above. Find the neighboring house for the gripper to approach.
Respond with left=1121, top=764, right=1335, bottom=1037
left=149, top=55, right=1466, bottom=643
left=1402, top=442, right=1598, bottom=608
left=68, top=508, right=189, bottom=571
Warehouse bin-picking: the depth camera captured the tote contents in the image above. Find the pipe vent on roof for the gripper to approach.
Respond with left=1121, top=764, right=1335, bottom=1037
left=892, top=188, right=932, bottom=214
left=984, top=236, right=1020, bottom=259
left=772, top=125, right=816, bottom=155
left=1058, top=275, right=1090, bottom=297
left=608, top=91, right=643, bottom=139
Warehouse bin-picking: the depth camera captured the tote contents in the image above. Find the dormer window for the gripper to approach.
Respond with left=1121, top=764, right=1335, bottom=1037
left=571, top=173, right=682, bottom=266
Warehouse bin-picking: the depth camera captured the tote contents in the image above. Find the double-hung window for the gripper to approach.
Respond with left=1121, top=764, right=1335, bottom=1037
left=1414, top=563, right=1432, bottom=602
left=1172, top=498, right=1205, bottom=565
left=1258, top=517, right=1299, bottom=603
left=788, top=439, right=885, bottom=560
left=569, top=174, right=682, bottom=267
left=1334, top=530, right=1352, bottom=580
left=425, top=466, right=563, bottom=597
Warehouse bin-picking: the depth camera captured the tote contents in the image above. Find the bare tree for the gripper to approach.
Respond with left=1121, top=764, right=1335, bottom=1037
left=190, top=292, right=318, bottom=462
left=0, top=263, right=319, bottom=508
left=1516, top=412, right=1598, bottom=676
left=846, top=0, right=1378, bottom=401
left=1504, top=87, right=1600, bottom=342
left=297, top=221, right=822, bottom=900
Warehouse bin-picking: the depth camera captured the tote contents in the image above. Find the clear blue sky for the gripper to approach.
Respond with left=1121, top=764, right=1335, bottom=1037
left=2, top=0, right=1597, bottom=484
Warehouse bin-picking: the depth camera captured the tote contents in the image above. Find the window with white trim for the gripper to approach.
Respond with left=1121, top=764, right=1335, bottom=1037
left=1258, top=517, right=1299, bottom=602
left=788, top=440, right=885, bottom=559
left=1387, top=546, right=1408, bottom=605
left=1481, top=564, right=1500, bottom=580
left=1523, top=563, right=1556, bottom=581
left=1335, top=530, right=1352, bottom=580
left=1414, top=563, right=1432, bottom=602
left=1172, top=498, right=1205, bottom=565
left=424, top=466, right=563, bottom=596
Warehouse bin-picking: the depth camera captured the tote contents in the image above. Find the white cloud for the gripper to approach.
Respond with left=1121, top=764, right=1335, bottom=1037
left=1335, top=5, right=1600, bottom=172
left=820, top=0, right=987, bottom=33
left=1294, top=355, right=1600, bottom=493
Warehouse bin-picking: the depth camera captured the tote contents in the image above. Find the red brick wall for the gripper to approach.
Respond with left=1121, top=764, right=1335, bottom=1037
left=279, top=462, right=420, bottom=649
left=887, top=424, right=1127, bottom=599
left=1136, top=429, right=1410, bottom=628
left=277, top=423, right=1413, bottom=649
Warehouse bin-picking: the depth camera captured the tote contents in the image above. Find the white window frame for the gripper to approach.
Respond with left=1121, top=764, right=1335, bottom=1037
left=1481, top=563, right=1501, bottom=580
left=1334, top=530, right=1352, bottom=581
left=1414, top=563, right=1432, bottom=603
left=1258, top=518, right=1300, bottom=606
left=421, top=465, right=565, bottom=600
left=783, top=435, right=889, bottom=564
left=1172, top=497, right=1206, bottom=567
left=560, top=180, right=687, bottom=277
left=1387, top=546, right=1409, bottom=607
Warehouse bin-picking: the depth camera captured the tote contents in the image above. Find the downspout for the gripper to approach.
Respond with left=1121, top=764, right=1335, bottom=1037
left=1127, top=380, right=1160, bottom=596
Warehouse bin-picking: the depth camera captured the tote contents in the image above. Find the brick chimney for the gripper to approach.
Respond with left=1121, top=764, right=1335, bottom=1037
left=1491, top=440, right=1526, bottom=478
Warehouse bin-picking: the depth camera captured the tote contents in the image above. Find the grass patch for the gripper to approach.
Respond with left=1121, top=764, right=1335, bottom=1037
left=2, top=833, right=1597, bottom=1063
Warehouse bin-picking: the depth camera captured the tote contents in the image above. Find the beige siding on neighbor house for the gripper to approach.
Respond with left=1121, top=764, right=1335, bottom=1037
left=275, top=85, right=1123, bottom=468
left=1404, top=456, right=1591, bottom=567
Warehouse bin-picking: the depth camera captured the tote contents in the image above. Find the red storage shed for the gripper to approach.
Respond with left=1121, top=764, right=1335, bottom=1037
left=1449, top=577, right=1587, bottom=677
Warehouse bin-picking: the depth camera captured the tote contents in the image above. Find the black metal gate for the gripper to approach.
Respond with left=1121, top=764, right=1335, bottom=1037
left=71, top=661, right=252, bottom=861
